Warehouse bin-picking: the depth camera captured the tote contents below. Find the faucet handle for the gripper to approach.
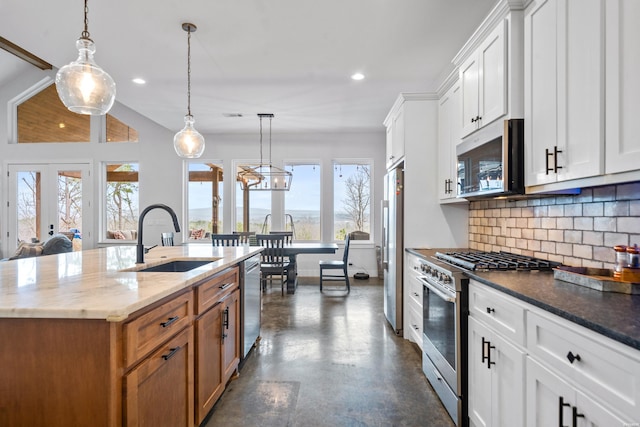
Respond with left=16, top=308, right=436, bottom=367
left=144, top=245, right=158, bottom=254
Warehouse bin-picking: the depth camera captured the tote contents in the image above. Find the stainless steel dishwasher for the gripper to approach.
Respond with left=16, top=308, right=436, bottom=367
left=242, top=254, right=261, bottom=359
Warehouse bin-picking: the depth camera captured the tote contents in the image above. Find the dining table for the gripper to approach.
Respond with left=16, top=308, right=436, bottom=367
left=280, top=242, right=339, bottom=293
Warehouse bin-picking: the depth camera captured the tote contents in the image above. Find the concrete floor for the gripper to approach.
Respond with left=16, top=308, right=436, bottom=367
left=204, top=277, right=455, bottom=427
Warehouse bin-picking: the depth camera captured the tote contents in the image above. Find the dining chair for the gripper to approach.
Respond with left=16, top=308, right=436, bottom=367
left=256, top=233, right=290, bottom=295
left=269, top=231, right=293, bottom=244
left=161, top=232, right=174, bottom=246
left=211, top=233, right=240, bottom=247
left=319, top=234, right=351, bottom=293
left=233, top=231, right=257, bottom=246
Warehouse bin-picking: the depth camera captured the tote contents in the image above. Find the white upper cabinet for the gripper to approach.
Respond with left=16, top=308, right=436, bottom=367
left=384, top=100, right=406, bottom=169
left=525, top=0, right=640, bottom=191
left=460, top=21, right=507, bottom=138
left=438, top=79, right=463, bottom=201
left=605, top=0, right=640, bottom=174
left=524, top=0, right=604, bottom=188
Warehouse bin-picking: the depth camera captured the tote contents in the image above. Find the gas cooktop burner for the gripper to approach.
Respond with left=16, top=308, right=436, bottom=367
left=434, top=251, right=561, bottom=272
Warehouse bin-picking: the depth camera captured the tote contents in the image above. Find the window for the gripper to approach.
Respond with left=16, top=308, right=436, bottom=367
left=105, top=163, right=139, bottom=240
left=284, top=163, right=320, bottom=240
left=235, top=166, right=271, bottom=233
left=333, top=162, right=371, bottom=240
left=17, top=84, right=90, bottom=143
left=187, top=162, right=223, bottom=240
left=106, top=114, right=139, bottom=142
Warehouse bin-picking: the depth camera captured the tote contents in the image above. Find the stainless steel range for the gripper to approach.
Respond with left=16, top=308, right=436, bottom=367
left=417, top=250, right=559, bottom=427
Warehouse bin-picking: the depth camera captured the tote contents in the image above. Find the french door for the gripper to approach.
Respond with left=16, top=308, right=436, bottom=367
left=7, top=163, right=92, bottom=255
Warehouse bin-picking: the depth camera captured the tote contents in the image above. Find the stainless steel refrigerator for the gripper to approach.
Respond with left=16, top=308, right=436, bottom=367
left=382, top=164, right=404, bottom=335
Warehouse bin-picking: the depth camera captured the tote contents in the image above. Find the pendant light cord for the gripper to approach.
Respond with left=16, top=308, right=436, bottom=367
left=259, top=116, right=264, bottom=165
left=81, top=0, right=91, bottom=41
left=187, top=26, right=192, bottom=117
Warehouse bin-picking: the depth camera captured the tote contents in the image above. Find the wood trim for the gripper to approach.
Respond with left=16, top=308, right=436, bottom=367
left=0, top=36, right=52, bottom=70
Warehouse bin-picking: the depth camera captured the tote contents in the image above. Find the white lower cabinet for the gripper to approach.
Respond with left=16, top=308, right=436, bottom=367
left=404, top=252, right=424, bottom=350
left=526, top=357, right=632, bottom=427
left=469, top=280, right=640, bottom=426
left=468, top=316, right=525, bottom=427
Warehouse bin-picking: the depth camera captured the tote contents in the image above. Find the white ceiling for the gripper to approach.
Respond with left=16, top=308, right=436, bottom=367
left=1, top=0, right=497, bottom=134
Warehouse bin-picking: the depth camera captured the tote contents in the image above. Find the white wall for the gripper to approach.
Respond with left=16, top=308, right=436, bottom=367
left=0, top=67, right=386, bottom=275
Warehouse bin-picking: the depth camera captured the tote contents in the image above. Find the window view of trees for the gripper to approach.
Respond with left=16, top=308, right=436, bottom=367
left=284, top=163, right=320, bottom=240
left=105, top=163, right=139, bottom=238
left=334, top=163, right=371, bottom=240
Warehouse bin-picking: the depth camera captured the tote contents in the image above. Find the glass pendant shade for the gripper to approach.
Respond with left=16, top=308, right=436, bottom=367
left=55, top=38, right=116, bottom=115
left=174, top=115, right=205, bottom=158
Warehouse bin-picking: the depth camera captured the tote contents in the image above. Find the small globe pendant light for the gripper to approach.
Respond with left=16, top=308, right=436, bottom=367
left=174, top=23, right=205, bottom=158
left=55, top=0, right=116, bottom=115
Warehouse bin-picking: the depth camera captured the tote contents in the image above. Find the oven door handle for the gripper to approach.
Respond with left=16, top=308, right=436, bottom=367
left=419, top=277, right=456, bottom=303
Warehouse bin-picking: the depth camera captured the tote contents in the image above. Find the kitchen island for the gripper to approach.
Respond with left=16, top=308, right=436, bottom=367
left=0, top=244, right=262, bottom=427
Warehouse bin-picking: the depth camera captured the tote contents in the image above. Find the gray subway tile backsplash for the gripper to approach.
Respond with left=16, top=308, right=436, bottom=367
left=468, top=183, right=640, bottom=269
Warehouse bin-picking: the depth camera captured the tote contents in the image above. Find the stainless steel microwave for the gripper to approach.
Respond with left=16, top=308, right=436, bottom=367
left=456, top=119, right=524, bottom=199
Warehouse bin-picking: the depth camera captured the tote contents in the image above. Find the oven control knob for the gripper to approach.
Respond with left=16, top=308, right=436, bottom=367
left=443, top=275, right=452, bottom=284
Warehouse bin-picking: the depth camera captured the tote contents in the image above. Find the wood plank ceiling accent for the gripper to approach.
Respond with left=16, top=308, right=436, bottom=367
left=18, top=84, right=90, bottom=143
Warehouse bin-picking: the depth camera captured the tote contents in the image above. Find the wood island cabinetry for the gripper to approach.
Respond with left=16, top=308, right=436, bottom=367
left=0, top=264, right=242, bottom=427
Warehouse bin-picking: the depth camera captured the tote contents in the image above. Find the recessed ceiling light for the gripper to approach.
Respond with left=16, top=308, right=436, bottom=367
left=351, top=73, right=365, bottom=81
left=132, top=78, right=146, bottom=85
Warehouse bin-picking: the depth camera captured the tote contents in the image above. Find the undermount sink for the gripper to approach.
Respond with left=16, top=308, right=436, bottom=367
left=137, top=260, right=216, bottom=273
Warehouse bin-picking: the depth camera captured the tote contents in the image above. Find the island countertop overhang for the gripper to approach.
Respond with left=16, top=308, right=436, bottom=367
left=0, top=244, right=262, bottom=321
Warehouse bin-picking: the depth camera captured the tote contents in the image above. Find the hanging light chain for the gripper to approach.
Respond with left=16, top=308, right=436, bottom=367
left=81, top=0, right=91, bottom=40
left=186, top=25, right=192, bottom=117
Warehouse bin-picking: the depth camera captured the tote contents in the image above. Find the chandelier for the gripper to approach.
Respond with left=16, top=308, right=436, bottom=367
left=238, top=114, right=292, bottom=191
left=55, top=0, right=116, bottom=115
left=173, top=23, right=205, bottom=158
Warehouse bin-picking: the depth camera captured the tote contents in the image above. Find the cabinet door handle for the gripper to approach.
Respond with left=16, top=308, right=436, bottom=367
left=546, top=148, right=554, bottom=174
left=559, top=396, right=571, bottom=427
left=223, top=307, right=230, bottom=329
left=554, top=146, right=563, bottom=172
left=160, top=316, right=179, bottom=328
left=481, top=337, right=495, bottom=368
left=486, top=307, right=495, bottom=314
left=161, top=346, right=181, bottom=361
left=572, top=407, right=584, bottom=427
left=566, top=351, right=581, bottom=364
left=219, top=282, right=234, bottom=290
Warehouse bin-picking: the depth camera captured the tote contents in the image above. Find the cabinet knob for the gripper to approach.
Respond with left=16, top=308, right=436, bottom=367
left=486, top=307, right=495, bottom=314
left=566, top=351, right=581, bottom=364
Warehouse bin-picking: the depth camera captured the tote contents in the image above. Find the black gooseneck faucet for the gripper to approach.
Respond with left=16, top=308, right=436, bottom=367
left=136, top=204, right=181, bottom=264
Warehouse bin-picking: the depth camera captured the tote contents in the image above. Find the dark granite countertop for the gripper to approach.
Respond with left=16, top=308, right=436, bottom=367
left=406, top=248, right=640, bottom=351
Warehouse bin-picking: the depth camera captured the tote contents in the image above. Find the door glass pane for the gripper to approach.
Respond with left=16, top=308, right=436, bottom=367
left=105, top=163, right=139, bottom=240
left=16, top=171, right=42, bottom=244
left=57, top=170, right=83, bottom=251
left=188, top=162, right=223, bottom=240
left=333, top=162, right=371, bottom=240
left=284, top=163, right=320, bottom=240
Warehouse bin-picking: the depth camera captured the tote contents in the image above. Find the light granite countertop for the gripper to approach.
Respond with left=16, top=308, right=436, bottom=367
left=0, top=244, right=262, bottom=322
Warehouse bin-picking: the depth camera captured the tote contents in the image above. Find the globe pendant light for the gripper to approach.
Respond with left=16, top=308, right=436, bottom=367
left=174, top=23, right=205, bottom=158
left=55, top=0, right=116, bottom=115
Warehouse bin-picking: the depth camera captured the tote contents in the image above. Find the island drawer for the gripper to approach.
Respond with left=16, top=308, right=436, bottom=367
left=195, top=267, right=239, bottom=315
left=123, top=291, right=193, bottom=368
